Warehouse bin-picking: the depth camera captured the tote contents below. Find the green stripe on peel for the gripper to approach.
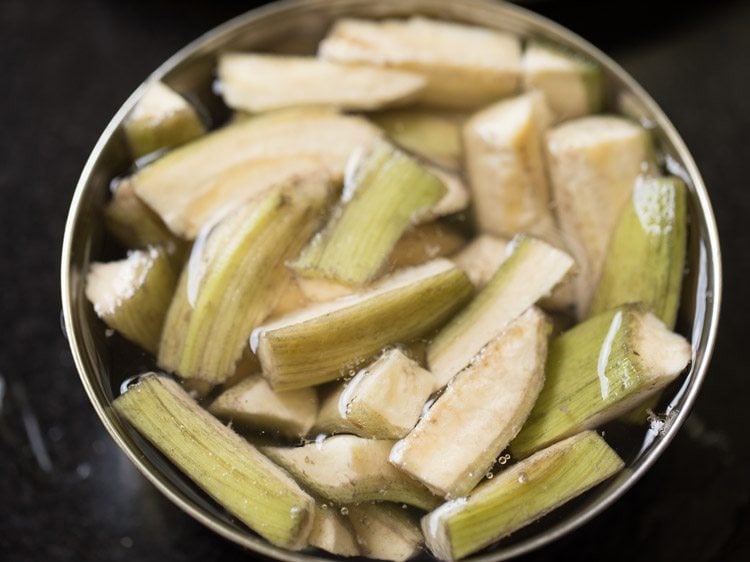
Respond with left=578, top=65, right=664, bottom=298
left=510, top=304, right=691, bottom=458
left=590, top=176, right=687, bottom=329
left=113, top=374, right=315, bottom=549
left=158, top=176, right=332, bottom=384
left=422, top=431, right=623, bottom=561
left=292, top=140, right=447, bottom=285
left=254, top=259, right=474, bottom=391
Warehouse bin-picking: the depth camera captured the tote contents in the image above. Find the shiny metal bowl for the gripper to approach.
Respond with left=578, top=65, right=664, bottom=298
left=61, top=0, right=722, bottom=560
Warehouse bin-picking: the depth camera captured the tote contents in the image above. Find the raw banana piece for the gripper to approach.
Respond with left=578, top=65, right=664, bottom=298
left=133, top=107, right=381, bottom=238
left=85, top=246, right=177, bottom=354
left=262, top=435, right=440, bottom=510
left=590, top=176, right=687, bottom=329
left=428, top=236, right=574, bottom=389
left=545, top=115, right=653, bottom=317
left=309, top=504, right=361, bottom=557
left=371, top=109, right=464, bottom=171
left=104, top=178, right=181, bottom=251
left=319, top=17, right=521, bottom=109
left=158, top=175, right=332, bottom=384
left=450, top=234, right=509, bottom=288
left=348, top=503, right=424, bottom=562
left=523, top=42, right=604, bottom=122
left=208, top=375, right=318, bottom=438
left=123, top=81, right=205, bottom=158
left=292, top=140, right=447, bottom=285
left=113, top=374, right=315, bottom=549
left=254, top=259, right=473, bottom=391
left=422, top=431, right=623, bottom=561
left=510, top=304, right=692, bottom=458
left=392, top=308, right=548, bottom=498
left=339, top=349, right=435, bottom=440
left=463, top=91, right=556, bottom=240
left=218, top=53, right=426, bottom=112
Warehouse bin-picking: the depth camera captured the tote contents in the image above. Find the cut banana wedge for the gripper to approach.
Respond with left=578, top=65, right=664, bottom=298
left=545, top=115, right=653, bottom=316
left=218, top=53, right=426, bottom=112
left=463, top=91, right=556, bottom=240
left=319, top=17, right=521, bottom=109
left=262, top=435, right=440, bottom=510
left=392, top=308, right=548, bottom=498
left=428, top=236, right=574, bottom=388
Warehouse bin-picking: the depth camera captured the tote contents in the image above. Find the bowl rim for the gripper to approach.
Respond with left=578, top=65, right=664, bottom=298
left=61, top=0, right=722, bottom=560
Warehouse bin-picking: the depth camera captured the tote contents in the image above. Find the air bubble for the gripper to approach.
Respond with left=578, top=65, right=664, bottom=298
left=340, top=507, right=349, bottom=515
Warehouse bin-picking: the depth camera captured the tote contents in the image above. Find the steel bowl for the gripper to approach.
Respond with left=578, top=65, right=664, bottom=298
left=61, top=0, right=722, bottom=560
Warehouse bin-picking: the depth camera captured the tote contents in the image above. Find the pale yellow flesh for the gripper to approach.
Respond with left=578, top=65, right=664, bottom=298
left=523, top=43, right=602, bottom=122
left=208, top=375, right=318, bottom=438
left=463, top=91, right=556, bottom=240
left=218, top=53, right=426, bottom=112
left=391, top=308, right=548, bottom=498
left=422, top=431, right=624, bottom=561
left=544, top=115, right=652, bottom=317
left=319, top=17, right=521, bottom=109
left=451, top=234, right=509, bottom=288
left=428, top=236, right=574, bottom=388
left=340, top=349, right=435, bottom=439
left=133, top=107, right=381, bottom=238
left=348, top=503, right=424, bottom=562
left=262, top=435, right=439, bottom=510
left=309, top=505, right=361, bottom=557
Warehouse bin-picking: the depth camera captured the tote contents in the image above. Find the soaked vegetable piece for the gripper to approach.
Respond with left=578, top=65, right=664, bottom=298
left=309, top=504, right=361, bottom=557
left=292, top=140, right=447, bottom=285
left=428, top=236, right=574, bottom=388
left=348, top=503, right=424, bottom=562
left=320, top=17, right=521, bottom=108
left=510, top=304, right=692, bottom=458
left=463, top=91, right=556, bottom=241
left=262, top=435, right=440, bottom=510
left=545, top=115, right=654, bottom=316
left=254, top=259, right=473, bottom=391
left=85, top=246, right=177, bottom=354
left=158, top=175, right=333, bottom=384
left=124, top=81, right=206, bottom=158
left=209, top=375, right=318, bottom=438
left=371, top=109, right=464, bottom=171
left=523, top=42, right=604, bottom=122
left=218, top=53, right=426, bottom=112
left=590, top=176, right=687, bottom=328
left=339, top=349, right=435, bottom=439
left=422, top=431, right=623, bottom=561
left=113, top=374, right=315, bottom=549
left=392, top=308, right=548, bottom=498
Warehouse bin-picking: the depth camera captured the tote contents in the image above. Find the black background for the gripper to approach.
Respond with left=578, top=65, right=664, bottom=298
left=1, top=0, right=748, bottom=560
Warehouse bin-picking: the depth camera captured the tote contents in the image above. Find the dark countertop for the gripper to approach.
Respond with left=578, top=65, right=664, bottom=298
left=1, top=0, right=748, bottom=560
